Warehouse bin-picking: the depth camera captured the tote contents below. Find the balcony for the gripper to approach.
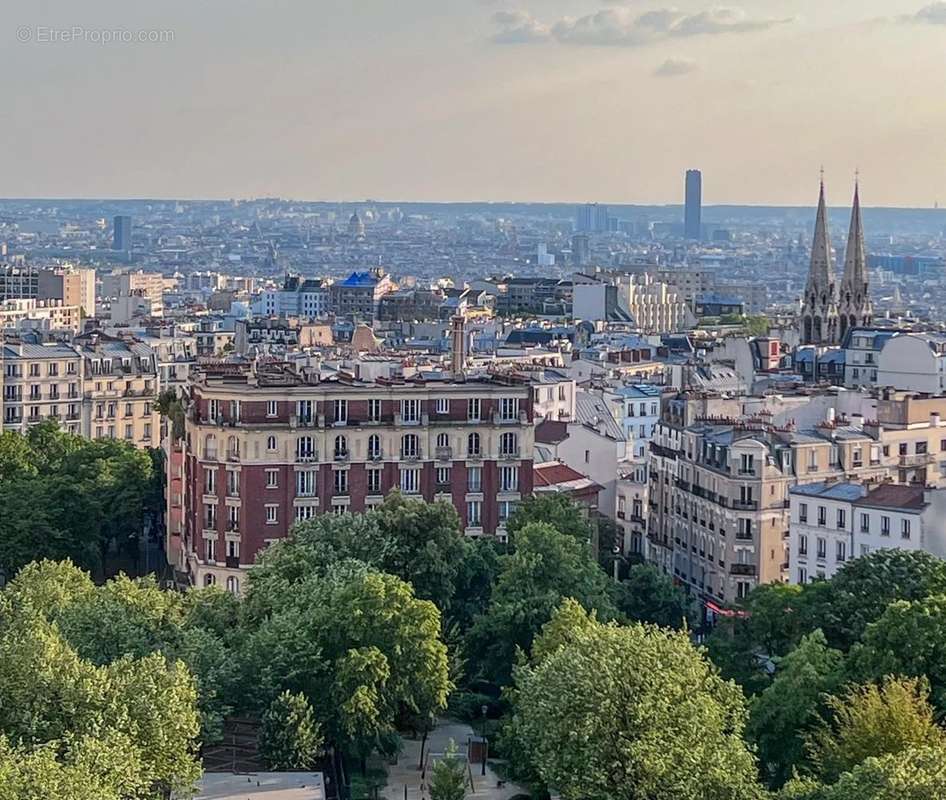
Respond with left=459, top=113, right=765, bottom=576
left=732, top=500, right=758, bottom=511
left=617, top=510, right=626, bottom=520
left=499, top=450, right=521, bottom=461
left=900, top=453, right=934, bottom=468
left=466, top=451, right=483, bottom=462
left=334, top=451, right=351, bottom=463
left=435, top=446, right=453, bottom=461
left=400, top=450, right=421, bottom=462
left=368, top=451, right=384, bottom=462
left=729, top=563, right=757, bottom=576
left=493, top=411, right=527, bottom=425
left=226, top=451, right=240, bottom=463
left=225, top=555, right=240, bottom=569
left=296, top=452, right=318, bottom=463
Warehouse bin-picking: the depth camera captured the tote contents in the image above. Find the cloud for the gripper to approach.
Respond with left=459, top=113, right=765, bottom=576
left=491, top=6, right=792, bottom=46
left=653, top=57, right=699, bottom=77
left=490, top=10, right=551, bottom=43
left=907, top=1, right=946, bottom=23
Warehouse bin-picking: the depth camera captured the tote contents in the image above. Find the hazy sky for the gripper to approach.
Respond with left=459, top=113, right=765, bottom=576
left=2, top=0, right=945, bottom=205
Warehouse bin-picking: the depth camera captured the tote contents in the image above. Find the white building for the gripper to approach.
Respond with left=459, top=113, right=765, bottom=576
left=876, top=332, right=946, bottom=394
left=608, top=384, right=662, bottom=460
left=789, top=482, right=946, bottom=583
left=252, top=277, right=330, bottom=319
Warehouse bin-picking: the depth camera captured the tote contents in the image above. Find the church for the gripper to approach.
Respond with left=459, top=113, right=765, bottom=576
left=798, top=179, right=873, bottom=346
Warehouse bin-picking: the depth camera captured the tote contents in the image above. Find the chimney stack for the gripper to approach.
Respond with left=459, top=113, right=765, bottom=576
left=451, top=315, right=466, bottom=378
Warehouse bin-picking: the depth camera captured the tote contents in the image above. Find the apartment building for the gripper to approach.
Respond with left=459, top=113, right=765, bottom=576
left=0, top=262, right=38, bottom=301
left=329, top=270, right=396, bottom=320
left=37, top=266, right=96, bottom=316
left=179, top=362, right=534, bottom=590
left=789, top=483, right=946, bottom=583
left=646, top=390, right=946, bottom=611
left=0, top=299, right=82, bottom=333
left=0, top=332, right=160, bottom=448
left=616, top=461, right=648, bottom=556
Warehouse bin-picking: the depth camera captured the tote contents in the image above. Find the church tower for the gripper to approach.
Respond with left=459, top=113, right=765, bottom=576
left=838, top=181, right=872, bottom=340
left=799, top=179, right=840, bottom=346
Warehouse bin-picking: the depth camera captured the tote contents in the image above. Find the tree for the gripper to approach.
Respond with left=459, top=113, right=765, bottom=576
left=155, top=389, right=185, bottom=440
left=260, top=691, right=324, bottom=770
left=450, top=538, right=502, bottom=631
left=465, top=522, right=617, bottom=685
left=505, top=494, right=593, bottom=545
left=747, top=630, right=845, bottom=788
left=848, top=594, right=946, bottom=711
left=242, top=562, right=451, bottom=762
left=806, top=677, right=946, bottom=784
left=809, top=550, right=946, bottom=650
left=430, top=740, right=468, bottom=800
left=615, top=564, right=692, bottom=630
left=509, top=609, right=763, bottom=800
left=781, top=746, right=946, bottom=800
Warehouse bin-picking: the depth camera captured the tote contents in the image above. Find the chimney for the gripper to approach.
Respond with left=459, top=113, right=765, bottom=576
left=933, top=412, right=942, bottom=428
left=450, top=315, right=466, bottom=378
left=825, top=407, right=836, bottom=425
left=851, top=413, right=864, bottom=431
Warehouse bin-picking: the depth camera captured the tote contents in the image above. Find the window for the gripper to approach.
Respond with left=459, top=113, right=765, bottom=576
left=740, top=454, right=754, bottom=474
left=799, top=534, right=808, bottom=556
left=817, top=506, right=827, bottom=526
left=204, top=574, right=216, bottom=587
left=837, top=508, right=846, bottom=530
left=267, top=400, right=278, bottom=417
left=28, top=363, right=40, bottom=377
left=204, top=467, right=216, bottom=495
left=467, top=500, right=482, bottom=528
left=296, top=506, right=316, bottom=522
left=902, top=518, right=912, bottom=539
left=229, top=400, right=240, bottom=422
left=500, top=432, right=518, bottom=457
left=881, top=516, right=890, bottom=536
left=296, top=470, right=317, bottom=497
left=367, top=468, right=382, bottom=494
left=226, top=576, right=240, bottom=596
left=400, top=468, right=420, bottom=494
left=467, top=398, right=480, bottom=422
left=436, top=432, right=449, bottom=448
left=468, top=466, right=482, bottom=492
left=917, top=441, right=928, bottom=455
left=467, top=432, right=481, bottom=457
left=206, top=538, right=216, bottom=562
left=436, top=466, right=451, bottom=486
left=852, top=448, right=862, bottom=467
left=330, top=399, right=346, bottom=424
left=436, top=397, right=449, bottom=414
left=334, top=469, right=348, bottom=495
left=267, top=435, right=277, bottom=452
left=899, top=442, right=908, bottom=456
left=265, top=505, right=278, bottom=525
left=798, top=567, right=808, bottom=584
left=860, top=513, right=869, bottom=533
left=500, top=397, right=519, bottom=421
left=837, top=540, right=847, bottom=562
left=368, top=434, right=382, bottom=459
left=266, top=469, right=279, bottom=488
left=297, top=436, right=315, bottom=460
left=226, top=539, right=240, bottom=559
left=368, top=399, right=382, bottom=422
left=401, top=399, right=420, bottom=423
left=401, top=434, right=419, bottom=459
left=227, top=470, right=239, bottom=497
left=334, top=435, right=349, bottom=460
left=799, top=502, right=808, bottom=523
left=499, top=500, right=515, bottom=525
left=500, top=465, right=518, bottom=492
left=816, top=537, right=826, bottom=560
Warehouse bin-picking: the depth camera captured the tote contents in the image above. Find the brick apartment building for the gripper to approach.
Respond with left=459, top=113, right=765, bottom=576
left=179, top=361, right=535, bottom=591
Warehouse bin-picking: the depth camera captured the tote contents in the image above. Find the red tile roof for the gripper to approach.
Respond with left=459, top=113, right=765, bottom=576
left=534, top=462, right=591, bottom=486
left=856, top=483, right=928, bottom=510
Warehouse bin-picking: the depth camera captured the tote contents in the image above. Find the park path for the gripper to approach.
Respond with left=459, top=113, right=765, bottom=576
left=380, top=718, right=524, bottom=800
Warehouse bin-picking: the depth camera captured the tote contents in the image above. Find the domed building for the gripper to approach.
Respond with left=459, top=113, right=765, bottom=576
left=348, top=210, right=366, bottom=239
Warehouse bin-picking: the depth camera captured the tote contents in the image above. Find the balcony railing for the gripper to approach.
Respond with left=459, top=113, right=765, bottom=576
left=729, top=563, right=757, bottom=576
left=900, top=453, right=934, bottom=468
left=435, top=446, right=453, bottom=461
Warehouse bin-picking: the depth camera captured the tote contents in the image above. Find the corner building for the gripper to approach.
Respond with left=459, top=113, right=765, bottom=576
left=181, top=363, right=535, bottom=591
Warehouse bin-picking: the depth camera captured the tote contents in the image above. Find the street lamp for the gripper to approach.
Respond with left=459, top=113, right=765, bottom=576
left=480, top=704, right=488, bottom=776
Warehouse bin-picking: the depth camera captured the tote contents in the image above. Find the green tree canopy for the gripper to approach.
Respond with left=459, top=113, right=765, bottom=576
left=806, top=677, right=946, bottom=784
left=748, top=630, right=845, bottom=788
left=430, top=740, right=468, bottom=800
left=614, top=563, right=693, bottom=630
left=508, top=606, right=763, bottom=800
left=259, top=690, right=324, bottom=771
left=465, top=522, right=617, bottom=685
left=505, top=493, right=593, bottom=544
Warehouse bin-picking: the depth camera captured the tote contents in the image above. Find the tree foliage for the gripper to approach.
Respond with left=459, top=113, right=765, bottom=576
left=615, top=564, right=692, bottom=630
left=259, top=690, right=324, bottom=771
left=430, top=740, right=468, bottom=800
left=509, top=605, right=762, bottom=800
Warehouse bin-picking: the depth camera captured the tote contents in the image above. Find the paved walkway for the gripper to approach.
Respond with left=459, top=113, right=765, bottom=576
left=381, top=719, right=524, bottom=800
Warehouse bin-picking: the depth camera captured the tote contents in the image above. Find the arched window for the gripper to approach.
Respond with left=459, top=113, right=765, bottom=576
left=368, top=434, right=381, bottom=460
left=500, top=432, right=518, bottom=457
left=204, top=434, right=217, bottom=459
left=227, top=435, right=239, bottom=459
left=436, top=432, right=449, bottom=448
left=334, top=435, right=348, bottom=460
left=267, top=435, right=277, bottom=452
left=401, top=434, right=419, bottom=458
left=226, top=576, right=239, bottom=595
left=204, top=573, right=216, bottom=587
left=467, top=432, right=481, bottom=456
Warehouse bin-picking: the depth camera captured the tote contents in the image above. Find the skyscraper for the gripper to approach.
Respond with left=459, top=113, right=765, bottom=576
left=576, top=203, right=609, bottom=233
left=112, top=215, right=132, bottom=251
left=684, top=170, right=702, bottom=240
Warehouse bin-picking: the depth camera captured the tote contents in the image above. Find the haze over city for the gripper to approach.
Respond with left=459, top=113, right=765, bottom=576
left=4, top=0, right=946, bottom=204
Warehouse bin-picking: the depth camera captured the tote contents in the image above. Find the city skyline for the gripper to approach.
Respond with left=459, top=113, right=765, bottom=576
left=3, top=0, right=945, bottom=206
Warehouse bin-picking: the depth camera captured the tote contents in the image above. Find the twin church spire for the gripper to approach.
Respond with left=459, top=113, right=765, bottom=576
left=799, top=177, right=872, bottom=346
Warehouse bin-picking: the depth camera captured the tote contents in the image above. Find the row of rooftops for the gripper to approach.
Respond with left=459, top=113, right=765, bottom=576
left=791, top=480, right=929, bottom=512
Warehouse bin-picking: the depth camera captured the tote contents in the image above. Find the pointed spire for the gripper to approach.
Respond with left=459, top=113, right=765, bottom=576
left=842, top=179, right=867, bottom=288
left=807, top=176, right=834, bottom=290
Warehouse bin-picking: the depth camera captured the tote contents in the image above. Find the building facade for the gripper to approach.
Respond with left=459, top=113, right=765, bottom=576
left=179, top=363, right=534, bottom=590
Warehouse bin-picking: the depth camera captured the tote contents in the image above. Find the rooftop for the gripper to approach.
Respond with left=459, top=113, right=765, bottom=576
left=194, top=772, right=325, bottom=800
left=855, top=483, right=928, bottom=511
left=789, top=481, right=868, bottom=502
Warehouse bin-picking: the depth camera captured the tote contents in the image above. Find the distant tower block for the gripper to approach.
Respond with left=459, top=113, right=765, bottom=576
left=684, top=170, right=702, bottom=240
